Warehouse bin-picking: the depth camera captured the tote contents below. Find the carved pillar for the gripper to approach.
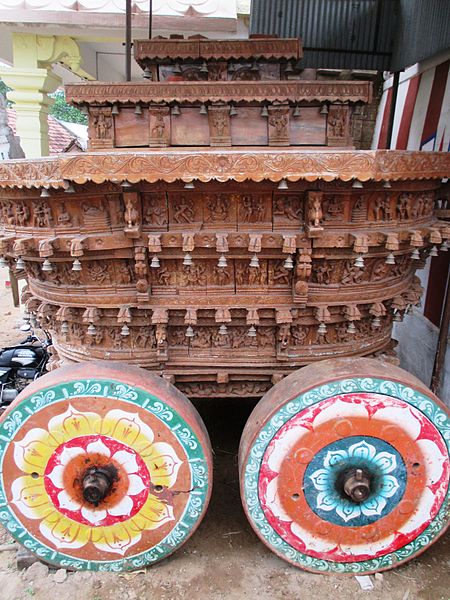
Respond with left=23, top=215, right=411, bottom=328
left=268, top=105, right=290, bottom=146
left=0, top=33, right=93, bottom=158
left=208, top=105, right=231, bottom=146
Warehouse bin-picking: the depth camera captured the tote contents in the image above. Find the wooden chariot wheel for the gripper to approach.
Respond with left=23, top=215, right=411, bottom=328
left=239, top=357, right=450, bottom=574
left=0, top=362, right=212, bottom=571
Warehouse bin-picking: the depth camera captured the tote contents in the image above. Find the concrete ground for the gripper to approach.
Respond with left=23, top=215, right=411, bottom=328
left=0, top=268, right=449, bottom=600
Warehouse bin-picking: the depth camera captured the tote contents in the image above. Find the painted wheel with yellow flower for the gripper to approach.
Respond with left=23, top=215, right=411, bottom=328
left=0, top=361, right=212, bottom=571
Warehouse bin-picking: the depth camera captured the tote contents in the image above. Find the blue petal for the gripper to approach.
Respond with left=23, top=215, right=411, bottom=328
left=309, top=468, right=330, bottom=491
left=336, top=502, right=361, bottom=522
left=323, top=449, right=348, bottom=468
left=379, top=475, right=400, bottom=498
left=348, top=440, right=376, bottom=461
left=372, top=451, right=397, bottom=474
left=361, top=495, right=387, bottom=516
left=316, top=491, right=339, bottom=512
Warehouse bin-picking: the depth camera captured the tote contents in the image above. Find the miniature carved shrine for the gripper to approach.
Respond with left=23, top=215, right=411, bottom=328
left=0, top=36, right=449, bottom=575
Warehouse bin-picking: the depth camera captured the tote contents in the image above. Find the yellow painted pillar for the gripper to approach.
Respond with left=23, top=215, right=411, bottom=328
left=0, top=33, right=91, bottom=158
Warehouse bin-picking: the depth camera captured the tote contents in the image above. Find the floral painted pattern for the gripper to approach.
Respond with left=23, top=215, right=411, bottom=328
left=306, top=438, right=403, bottom=526
left=11, top=404, right=183, bottom=556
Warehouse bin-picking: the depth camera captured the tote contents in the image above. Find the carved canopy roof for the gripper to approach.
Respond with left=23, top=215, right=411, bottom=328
left=66, top=80, right=372, bottom=105
left=0, top=149, right=448, bottom=189
left=133, top=38, right=302, bottom=64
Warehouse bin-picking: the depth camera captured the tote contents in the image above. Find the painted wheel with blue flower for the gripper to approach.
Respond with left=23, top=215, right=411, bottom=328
left=239, top=357, right=450, bottom=574
left=0, top=361, right=212, bottom=571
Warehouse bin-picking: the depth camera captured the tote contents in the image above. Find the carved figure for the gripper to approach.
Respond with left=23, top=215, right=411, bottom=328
left=397, top=193, right=413, bottom=220
left=206, top=194, right=229, bottom=221
left=34, top=202, right=52, bottom=227
left=94, top=110, right=112, bottom=140
left=125, top=196, right=140, bottom=229
left=57, top=203, right=71, bottom=226
left=373, top=196, right=391, bottom=221
left=341, top=260, right=364, bottom=285
left=308, top=195, right=323, bottom=228
left=88, top=262, right=111, bottom=284
left=173, top=196, right=195, bottom=223
left=242, top=195, right=265, bottom=222
left=269, top=112, right=288, bottom=136
left=272, top=261, right=291, bottom=285
left=151, top=115, right=166, bottom=139
left=16, top=202, right=29, bottom=226
left=212, top=265, right=231, bottom=285
left=273, top=196, right=303, bottom=221
left=144, top=201, right=166, bottom=225
left=322, top=196, right=343, bottom=221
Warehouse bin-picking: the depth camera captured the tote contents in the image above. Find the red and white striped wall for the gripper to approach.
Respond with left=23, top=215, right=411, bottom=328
left=372, top=49, right=450, bottom=151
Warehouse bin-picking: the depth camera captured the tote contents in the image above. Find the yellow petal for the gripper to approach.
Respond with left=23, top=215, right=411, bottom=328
left=13, top=428, right=55, bottom=474
left=47, top=404, right=102, bottom=444
left=139, top=494, right=175, bottom=527
left=91, top=522, right=141, bottom=556
left=142, top=442, right=183, bottom=488
left=40, top=513, right=91, bottom=550
left=11, top=476, right=53, bottom=520
left=101, top=409, right=154, bottom=452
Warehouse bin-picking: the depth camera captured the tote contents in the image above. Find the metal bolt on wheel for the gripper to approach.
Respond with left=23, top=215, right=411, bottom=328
left=239, top=358, right=450, bottom=574
left=0, top=361, right=212, bottom=571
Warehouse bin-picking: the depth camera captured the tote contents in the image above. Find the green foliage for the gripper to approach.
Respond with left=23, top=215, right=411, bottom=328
left=0, top=78, right=12, bottom=106
left=49, top=90, right=87, bottom=125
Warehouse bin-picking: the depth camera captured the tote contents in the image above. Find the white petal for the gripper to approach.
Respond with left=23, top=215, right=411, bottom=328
left=86, top=439, right=111, bottom=457
left=108, top=495, right=134, bottom=517
left=112, top=450, right=139, bottom=474
left=57, top=489, right=81, bottom=512
left=417, top=439, right=446, bottom=484
left=59, top=446, right=85, bottom=467
left=128, top=474, right=146, bottom=495
left=81, top=506, right=107, bottom=524
left=264, top=476, right=291, bottom=522
left=46, top=465, right=65, bottom=489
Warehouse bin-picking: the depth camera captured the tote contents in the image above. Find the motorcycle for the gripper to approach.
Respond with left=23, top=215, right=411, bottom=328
left=0, top=325, right=52, bottom=408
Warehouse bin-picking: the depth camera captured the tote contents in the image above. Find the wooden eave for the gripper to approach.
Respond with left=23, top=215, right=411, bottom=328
left=66, top=80, right=372, bottom=106
left=133, top=38, right=302, bottom=64
left=0, top=149, right=448, bottom=189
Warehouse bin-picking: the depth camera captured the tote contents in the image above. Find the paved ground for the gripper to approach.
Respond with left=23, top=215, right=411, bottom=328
left=0, top=269, right=449, bottom=600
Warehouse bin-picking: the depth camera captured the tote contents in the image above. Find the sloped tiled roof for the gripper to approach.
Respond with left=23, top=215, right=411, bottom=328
left=7, top=109, right=83, bottom=154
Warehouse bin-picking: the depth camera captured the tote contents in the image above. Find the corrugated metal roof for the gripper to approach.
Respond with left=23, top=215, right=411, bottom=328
left=250, top=0, right=450, bottom=71
left=250, top=0, right=397, bottom=71
left=390, top=0, right=450, bottom=72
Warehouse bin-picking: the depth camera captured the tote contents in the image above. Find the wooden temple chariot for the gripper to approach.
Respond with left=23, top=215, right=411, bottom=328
left=0, top=36, right=449, bottom=575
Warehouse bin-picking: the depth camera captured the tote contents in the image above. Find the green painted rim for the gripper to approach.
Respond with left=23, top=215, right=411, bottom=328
left=0, top=378, right=210, bottom=571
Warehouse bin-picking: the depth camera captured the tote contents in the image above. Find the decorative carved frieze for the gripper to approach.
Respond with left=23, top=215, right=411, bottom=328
left=66, top=81, right=372, bottom=105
